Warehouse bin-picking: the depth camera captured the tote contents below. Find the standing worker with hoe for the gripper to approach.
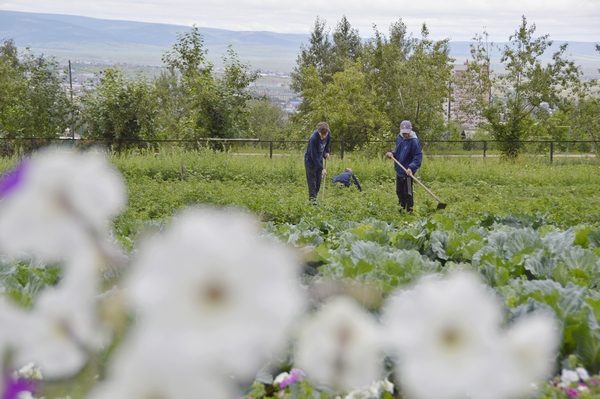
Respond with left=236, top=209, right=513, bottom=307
left=386, top=120, right=422, bottom=213
left=304, top=122, right=331, bottom=204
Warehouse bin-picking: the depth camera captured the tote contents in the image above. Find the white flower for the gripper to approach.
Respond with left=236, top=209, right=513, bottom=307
left=0, top=147, right=126, bottom=262
left=86, top=326, right=236, bottom=399
left=17, top=363, right=43, bottom=380
left=13, top=282, right=108, bottom=379
left=577, top=367, right=590, bottom=381
left=293, top=295, right=384, bottom=392
left=382, top=271, right=503, bottom=399
left=470, top=312, right=560, bottom=399
left=274, top=372, right=291, bottom=385
left=125, top=207, right=306, bottom=380
left=561, top=369, right=581, bottom=384
left=344, top=379, right=394, bottom=399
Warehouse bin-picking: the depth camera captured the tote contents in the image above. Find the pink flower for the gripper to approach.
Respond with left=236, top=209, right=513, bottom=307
left=567, top=388, right=579, bottom=397
left=279, top=368, right=305, bottom=389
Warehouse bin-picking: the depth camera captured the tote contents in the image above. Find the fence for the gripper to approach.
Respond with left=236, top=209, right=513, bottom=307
left=0, top=137, right=598, bottom=163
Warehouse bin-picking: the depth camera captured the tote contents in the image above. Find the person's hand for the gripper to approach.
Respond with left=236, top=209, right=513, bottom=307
left=322, top=168, right=327, bottom=176
left=325, top=153, right=330, bottom=159
left=406, top=168, right=413, bottom=177
left=385, top=152, right=393, bottom=158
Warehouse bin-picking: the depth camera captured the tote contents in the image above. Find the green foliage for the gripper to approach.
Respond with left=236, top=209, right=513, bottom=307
left=0, top=39, right=73, bottom=139
left=0, top=257, right=61, bottom=308
left=157, top=26, right=260, bottom=140
left=245, top=98, right=286, bottom=139
left=295, top=60, right=390, bottom=143
left=79, top=67, right=158, bottom=142
left=292, top=17, right=454, bottom=142
left=485, top=16, right=583, bottom=159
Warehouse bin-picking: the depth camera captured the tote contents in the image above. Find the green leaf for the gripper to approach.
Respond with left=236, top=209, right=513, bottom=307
left=426, top=230, right=449, bottom=261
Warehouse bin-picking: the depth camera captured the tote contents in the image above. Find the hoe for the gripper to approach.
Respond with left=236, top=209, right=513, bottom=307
left=391, top=156, right=447, bottom=210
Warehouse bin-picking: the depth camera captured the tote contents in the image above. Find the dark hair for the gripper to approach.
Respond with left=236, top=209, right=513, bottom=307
left=317, top=122, right=329, bottom=135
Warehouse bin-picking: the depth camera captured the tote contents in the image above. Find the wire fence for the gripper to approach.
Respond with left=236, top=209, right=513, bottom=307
left=0, top=137, right=598, bottom=163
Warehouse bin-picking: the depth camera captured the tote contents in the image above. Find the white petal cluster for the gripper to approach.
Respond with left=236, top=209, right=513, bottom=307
left=294, top=295, right=384, bottom=391
left=382, top=271, right=559, bottom=399
left=0, top=147, right=126, bottom=261
left=88, top=207, right=307, bottom=396
left=0, top=148, right=125, bottom=379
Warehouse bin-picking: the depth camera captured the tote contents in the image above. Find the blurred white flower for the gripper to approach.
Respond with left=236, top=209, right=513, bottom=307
left=273, top=371, right=290, bottom=385
left=12, top=282, right=108, bottom=379
left=470, top=312, right=560, bottom=399
left=577, top=367, right=590, bottom=381
left=344, top=379, right=394, bottom=399
left=561, top=369, right=581, bottom=385
left=0, top=147, right=126, bottom=262
left=86, top=326, right=235, bottom=399
left=16, top=363, right=43, bottom=380
left=293, top=295, right=384, bottom=392
left=382, top=271, right=503, bottom=399
left=125, top=207, right=306, bottom=381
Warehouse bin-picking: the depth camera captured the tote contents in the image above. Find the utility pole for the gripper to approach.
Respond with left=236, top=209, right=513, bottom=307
left=69, top=60, right=74, bottom=140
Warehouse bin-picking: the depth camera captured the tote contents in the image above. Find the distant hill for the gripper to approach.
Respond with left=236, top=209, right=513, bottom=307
left=0, top=10, right=308, bottom=72
left=1, top=10, right=599, bottom=74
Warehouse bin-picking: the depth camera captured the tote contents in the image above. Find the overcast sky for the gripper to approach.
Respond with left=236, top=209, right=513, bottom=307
left=1, top=0, right=599, bottom=42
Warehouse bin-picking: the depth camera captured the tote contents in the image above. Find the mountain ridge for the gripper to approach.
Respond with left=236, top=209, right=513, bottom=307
left=1, top=10, right=599, bottom=73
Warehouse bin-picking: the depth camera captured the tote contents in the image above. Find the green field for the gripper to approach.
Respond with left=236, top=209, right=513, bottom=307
left=3, top=147, right=600, bottom=399
left=107, top=147, right=600, bottom=235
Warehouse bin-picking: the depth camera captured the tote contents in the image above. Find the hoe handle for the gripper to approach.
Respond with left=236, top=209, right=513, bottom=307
left=390, top=156, right=445, bottom=205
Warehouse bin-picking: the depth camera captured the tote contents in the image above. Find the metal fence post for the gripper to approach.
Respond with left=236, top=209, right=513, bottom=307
left=550, top=141, right=554, bottom=163
left=269, top=141, right=273, bottom=159
left=483, top=140, right=487, bottom=157
left=341, top=140, right=345, bottom=160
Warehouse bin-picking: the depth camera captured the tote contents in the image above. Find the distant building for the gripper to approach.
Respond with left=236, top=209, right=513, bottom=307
left=447, top=61, right=490, bottom=136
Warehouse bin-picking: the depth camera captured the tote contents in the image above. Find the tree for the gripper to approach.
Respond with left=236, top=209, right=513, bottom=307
left=0, top=39, right=26, bottom=137
left=364, top=21, right=453, bottom=137
left=245, top=98, right=286, bottom=140
left=295, top=60, right=389, bottom=145
left=485, top=16, right=583, bottom=158
left=79, top=67, right=158, bottom=143
left=158, top=26, right=259, bottom=139
left=19, top=51, right=74, bottom=138
left=0, top=40, right=72, bottom=139
left=291, top=16, right=332, bottom=95
left=330, top=16, right=363, bottom=74
left=290, top=16, right=363, bottom=120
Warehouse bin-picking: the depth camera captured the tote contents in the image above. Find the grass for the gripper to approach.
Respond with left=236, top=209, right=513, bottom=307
left=101, top=148, right=600, bottom=239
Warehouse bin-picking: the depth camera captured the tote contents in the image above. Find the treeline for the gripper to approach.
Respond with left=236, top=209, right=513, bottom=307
left=1, top=17, right=599, bottom=158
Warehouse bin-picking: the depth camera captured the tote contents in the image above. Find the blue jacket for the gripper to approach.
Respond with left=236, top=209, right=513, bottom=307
left=304, top=130, right=331, bottom=170
left=333, top=171, right=362, bottom=191
left=391, top=131, right=422, bottom=177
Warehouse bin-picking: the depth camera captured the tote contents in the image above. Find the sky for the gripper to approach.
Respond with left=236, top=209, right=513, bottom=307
left=1, top=0, right=599, bottom=42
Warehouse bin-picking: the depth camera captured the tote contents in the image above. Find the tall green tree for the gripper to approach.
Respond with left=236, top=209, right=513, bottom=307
left=0, top=40, right=72, bottom=139
left=331, top=16, right=363, bottom=74
left=485, top=16, right=583, bottom=158
left=364, top=21, right=453, bottom=137
left=79, top=67, right=158, bottom=142
left=295, top=60, right=389, bottom=144
left=291, top=16, right=332, bottom=95
left=0, top=39, right=25, bottom=137
left=290, top=16, right=363, bottom=120
left=158, top=26, right=258, bottom=139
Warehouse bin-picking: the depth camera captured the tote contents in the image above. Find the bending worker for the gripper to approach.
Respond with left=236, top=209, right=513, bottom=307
left=332, top=168, right=362, bottom=192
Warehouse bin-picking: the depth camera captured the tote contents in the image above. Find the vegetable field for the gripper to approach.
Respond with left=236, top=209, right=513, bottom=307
left=1, top=147, right=600, bottom=399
